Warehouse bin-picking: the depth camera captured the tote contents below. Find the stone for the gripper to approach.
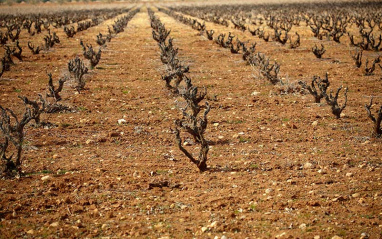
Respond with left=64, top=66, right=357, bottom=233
left=314, top=236, right=321, bottom=239
left=41, top=175, right=51, bottom=181
left=275, top=232, right=287, bottom=238
left=50, top=222, right=59, bottom=227
left=265, top=188, right=273, bottom=194
left=27, top=229, right=34, bottom=234
left=346, top=172, right=353, bottom=177
left=251, top=91, right=260, bottom=96
left=101, top=224, right=108, bottom=229
left=304, top=162, right=314, bottom=169
left=208, top=221, right=218, bottom=228
left=332, top=236, right=343, bottom=239
left=85, top=139, right=94, bottom=145
left=360, top=232, right=369, bottom=239
left=352, top=193, right=360, bottom=198
left=358, top=198, right=366, bottom=204
left=117, top=119, right=126, bottom=125
left=201, top=226, right=208, bottom=232
left=299, top=223, right=307, bottom=231
left=312, top=121, right=318, bottom=127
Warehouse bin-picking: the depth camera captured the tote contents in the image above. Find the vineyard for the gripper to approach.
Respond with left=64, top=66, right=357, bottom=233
left=0, top=0, right=381, bottom=238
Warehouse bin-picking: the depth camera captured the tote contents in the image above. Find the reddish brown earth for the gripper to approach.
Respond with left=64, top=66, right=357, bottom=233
left=0, top=3, right=381, bottom=239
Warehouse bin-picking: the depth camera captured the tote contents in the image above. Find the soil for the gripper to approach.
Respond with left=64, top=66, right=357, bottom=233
left=0, top=2, right=381, bottom=239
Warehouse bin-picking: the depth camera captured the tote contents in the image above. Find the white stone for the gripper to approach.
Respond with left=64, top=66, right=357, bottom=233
left=304, top=162, right=314, bottom=169
left=41, top=175, right=51, bottom=181
left=299, top=223, right=307, bottom=231
left=117, top=119, right=126, bottom=125
left=50, top=222, right=59, bottom=227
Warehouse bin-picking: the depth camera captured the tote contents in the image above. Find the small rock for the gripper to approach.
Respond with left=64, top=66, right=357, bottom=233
left=117, top=119, right=126, bottom=125
left=332, top=236, right=343, bottom=239
left=101, top=224, right=108, bottom=229
left=318, top=169, right=327, bottom=174
left=358, top=198, right=366, bottom=204
left=180, top=205, right=187, bottom=210
left=304, top=162, right=314, bottom=169
left=201, top=226, right=208, bottom=232
left=221, top=236, right=228, bottom=239
left=332, top=196, right=346, bottom=202
left=265, top=188, right=273, bottom=194
left=360, top=232, right=369, bottom=239
left=154, top=222, right=164, bottom=229
left=346, top=172, right=353, bottom=177
left=27, top=229, right=34, bottom=234
left=299, top=223, right=307, bottom=231
left=251, top=91, right=260, bottom=96
left=208, top=221, right=218, bottom=228
left=41, top=175, right=51, bottom=181
left=213, top=123, right=219, bottom=127
left=312, top=121, right=318, bottom=127
left=352, top=193, right=360, bottom=198
left=50, top=222, right=59, bottom=227
left=275, top=232, right=287, bottom=238
left=85, top=139, right=94, bottom=145
left=314, top=236, right=321, bottom=239
left=52, top=154, right=58, bottom=159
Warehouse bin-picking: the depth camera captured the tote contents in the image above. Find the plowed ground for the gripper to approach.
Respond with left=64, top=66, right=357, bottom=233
left=0, top=4, right=381, bottom=239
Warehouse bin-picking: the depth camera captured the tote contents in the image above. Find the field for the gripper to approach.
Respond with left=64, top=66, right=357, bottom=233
left=0, top=1, right=381, bottom=238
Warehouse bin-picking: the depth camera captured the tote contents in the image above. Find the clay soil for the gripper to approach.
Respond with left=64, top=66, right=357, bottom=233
left=0, top=3, right=381, bottom=239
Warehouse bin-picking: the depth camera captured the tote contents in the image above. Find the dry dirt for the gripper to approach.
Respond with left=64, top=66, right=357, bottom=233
left=0, top=3, right=381, bottom=239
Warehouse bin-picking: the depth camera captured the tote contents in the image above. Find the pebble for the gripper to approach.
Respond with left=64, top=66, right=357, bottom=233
left=251, top=91, right=260, bottom=96
left=201, top=226, right=208, bottom=232
left=50, top=222, right=59, bottom=227
left=312, top=121, right=318, bottom=127
left=117, top=119, right=126, bottom=124
left=360, top=232, right=369, bottom=239
left=85, top=139, right=94, bottom=145
left=346, top=172, right=353, bottom=177
left=304, top=162, right=314, bottom=169
left=27, top=229, right=34, bottom=234
left=318, top=169, right=327, bottom=174
left=41, top=175, right=51, bottom=181
left=352, top=193, right=360, bottom=198
left=221, top=236, right=227, bottom=239
left=358, top=198, right=366, bottom=204
left=299, top=223, right=307, bottom=231
left=314, top=236, right=321, bottom=239
left=275, top=232, right=287, bottom=238
left=332, top=236, right=343, bottom=239
left=208, top=221, right=218, bottom=228
left=265, top=188, right=273, bottom=194
left=101, top=224, right=108, bottom=229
